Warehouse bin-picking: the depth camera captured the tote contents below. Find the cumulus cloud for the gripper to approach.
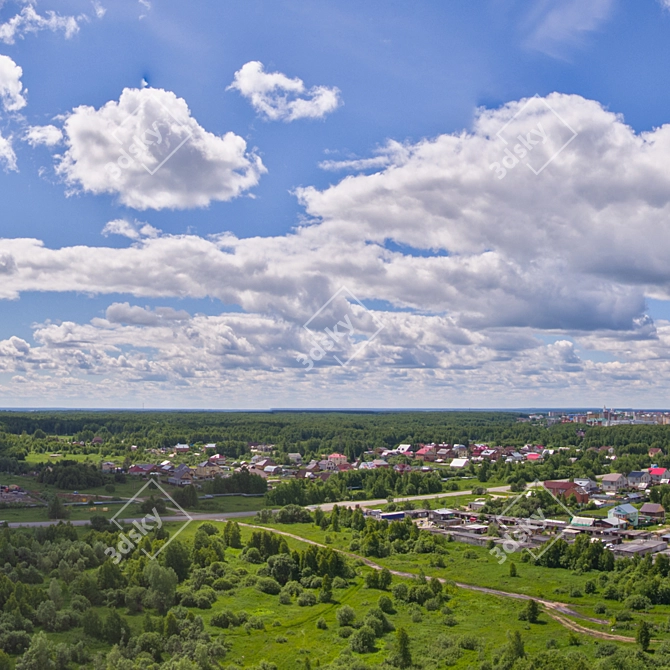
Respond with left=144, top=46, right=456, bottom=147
left=0, top=54, right=26, bottom=111
left=228, top=61, right=341, bottom=122
left=54, top=86, right=266, bottom=210
left=23, top=124, right=62, bottom=147
left=5, top=92, right=670, bottom=404
left=0, top=1, right=81, bottom=44
left=102, top=218, right=160, bottom=240
left=104, top=302, right=190, bottom=326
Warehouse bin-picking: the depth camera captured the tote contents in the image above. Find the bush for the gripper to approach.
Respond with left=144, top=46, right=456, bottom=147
left=338, top=626, right=354, bottom=638
left=603, top=585, right=620, bottom=600
left=213, top=578, right=235, bottom=592
left=378, top=595, right=394, bottom=614
left=584, top=580, right=596, bottom=594
left=275, top=635, right=287, bottom=643
left=336, top=606, right=356, bottom=627
left=256, top=578, right=282, bottom=595
left=316, top=617, right=328, bottom=630
left=425, top=597, right=441, bottom=611
left=278, top=591, right=291, bottom=605
left=595, top=642, right=618, bottom=658
left=594, top=602, right=607, bottom=614
left=624, top=594, right=652, bottom=611
left=298, top=592, right=317, bottom=607
left=246, top=616, right=265, bottom=631
left=459, top=634, right=480, bottom=650
left=333, top=577, right=348, bottom=589
left=392, top=583, right=409, bottom=602
left=350, top=625, right=376, bottom=653
left=569, top=587, right=583, bottom=598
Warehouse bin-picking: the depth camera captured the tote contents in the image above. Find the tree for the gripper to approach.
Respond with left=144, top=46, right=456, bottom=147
left=98, top=560, right=124, bottom=590
left=15, top=631, right=54, bottom=670
left=48, top=578, right=63, bottom=610
left=144, top=561, right=178, bottom=615
left=173, top=485, right=198, bottom=509
left=164, top=540, right=191, bottom=582
left=164, top=611, right=180, bottom=637
left=391, top=627, right=412, bottom=668
left=509, top=562, right=517, bottom=577
left=525, top=599, right=540, bottom=623
left=379, top=568, right=393, bottom=590
left=47, top=495, right=69, bottom=520
left=83, top=610, right=102, bottom=639
left=224, top=520, right=242, bottom=548
left=507, top=630, right=525, bottom=660
left=350, top=625, right=376, bottom=653
left=319, top=574, right=333, bottom=603
left=637, top=620, right=651, bottom=652
left=103, top=610, right=130, bottom=645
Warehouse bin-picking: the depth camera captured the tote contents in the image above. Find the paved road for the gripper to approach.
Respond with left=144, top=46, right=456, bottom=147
left=5, top=485, right=512, bottom=528
left=307, top=485, right=512, bottom=512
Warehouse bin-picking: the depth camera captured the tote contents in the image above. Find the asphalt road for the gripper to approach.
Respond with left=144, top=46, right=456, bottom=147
left=5, top=485, right=511, bottom=528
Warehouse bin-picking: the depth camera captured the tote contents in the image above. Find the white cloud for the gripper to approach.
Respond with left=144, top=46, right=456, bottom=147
left=0, top=54, right=26, bottom=111
left=6, top=92, right=670, bottom=404
left=0, top=2, right=81, bottom=44
left=23, top=124, right=62, bottom=147
left=228, top=61, right=341, bottom=122
left=91, top=1, right=105, bottom=19
left=521, top=0, right=614, bottom=59
left=0, top=132, right=17, bottom=170
left=55, top=86, right=266, bottom=210
left=102, top=218, right=160, bottom=240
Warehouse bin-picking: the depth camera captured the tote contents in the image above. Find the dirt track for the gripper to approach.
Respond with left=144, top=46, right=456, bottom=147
left=239, top=523, right=637, bottom=643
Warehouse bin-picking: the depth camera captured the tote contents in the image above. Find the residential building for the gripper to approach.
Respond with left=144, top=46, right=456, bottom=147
left=627, top=471, right=652, bottom=487
left=450, top=457, right=470, bottom=469
left=608, top=503, right=639, bottom=527
left=175, top=444, right=190, bottom=453
left=128, top=464, right=156, bottom=476
left=640, top=503, right=666, bottom=522
left=544, top=480, right=589, bottom=504
left=328, top=453, right=347, bottom=466
left=415, top=446, right=436, bottom=462
left=649, top=468, right=668, bottom=484
left=168, top=463, right=194, bottom=486
left=573, top=477, right=598, bottom=492
left=101, top=461, right=116, bottom=473
left=601, top=473, right=627, bottom=492
left=287, top=453, right=303, bottom=464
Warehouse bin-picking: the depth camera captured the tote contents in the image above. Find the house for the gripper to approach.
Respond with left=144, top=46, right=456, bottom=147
left=328, top=453, right=347, bottom=466
left=264, top=465, right=283, bottom=475
left=254, top=458, right=276, bottom=470
left=569, top=516, right=596, bottom=528
left=371, top=459, right=389, bottom=469
left=468, top=499, right=487, bottom=511
left=287, top=453, right=303, bottom=464
left=601, top=473, right=627, bottom=492
left=415, top=446, right=436, bottom=462
left=525, top=453, right=542, bottom=462
left=437, top=448, right=450, bottom=459
left=128, top=464, right=156, bottom=476
left=430, top=508, right=458, bottom=521
left=319, top=459, right=337, bottom=471
left=394, top=463, right=412, bottom=474
left=544, top=481, right=589, bottom=504
left=196, top=461, right=219, bottom=479
left=640, top=503, right=665, bottom=522
left=175, top=444, right=190, bottom=453
left=92, top=436, right=104, bottom=445
left=608, top=503, right=639, bottom=527
left=203, top=443, right=217, bottom=450
left=101, top=461, right=116, bottom=473
left=649, top=447, right=663, bottom=459
left=612, top=540, right=667, bottom=558
left=337, top=463, right=353, bottom=472
left=649, top=468, right=667, bottom=484
left=627, top=471, right=652, bottom=488
left=450, top=458, right=470, bottom=469
left=168, top=463, right=194, bottom=486
left=573, top=477, right=598, bottom=493
left=396, top=444, right=413, bottom=454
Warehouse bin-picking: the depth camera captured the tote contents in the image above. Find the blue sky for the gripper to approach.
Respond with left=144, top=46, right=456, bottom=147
left=2, top=0, right=670, bottom=408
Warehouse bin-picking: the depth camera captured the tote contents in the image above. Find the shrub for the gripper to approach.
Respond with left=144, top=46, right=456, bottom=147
left=256, top=578, right=282, bottom=595
left=459, top=634, right=480, bottom=650
left=316, top=617, right=328, bottom=630
left=443, top=615, right=458, bottom=626
left=569, top=587, right=582, bottom=598
left=378, top=595, right=394, bottom=614
left=624, top=594, right=652, bottom=611
left=425, top=597, right=441, bottom=611
left=213, top=578, right=235, bottom=592
left=278, top=592, right=291, bottom=605
left=392, top=583, right=409, bottom=602
left=411, top=611, right=422, bottom=623
left=246, top=616, right=265, bottom=631
left=333, top=577, right=348, bottom=589
left=595, top=642, right=617, bottom=658
left=275, top=635, right=288, bottom=643
left=594, top=602, right=607, bottom=614
left=338, top=626, right=354, bottom=638
left=603, top=585, right=619, bottom=600
left=615, top=610, right=633, bottom=622
left=298, top=592, right=317, bottom=607
left=337, top=606, right=356, bottom=627
left=350, top=625, right=376, bottom=653
left=584, top=580, right=596, bottom=594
